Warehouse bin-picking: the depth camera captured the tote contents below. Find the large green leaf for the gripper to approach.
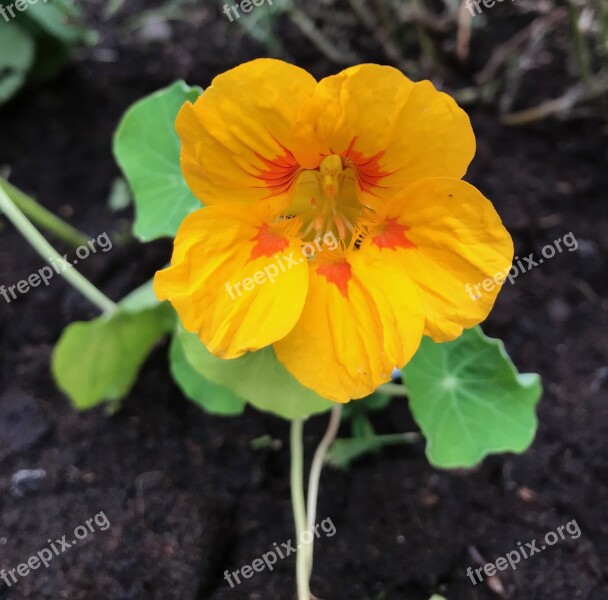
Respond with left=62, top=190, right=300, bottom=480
left=0, top=23, right=35, bottom=104
left=178, top=329, right=333, bottom=420
left=113, top=81, right=203, bottom=242
left=169, top=334, right=246, bottom=416
left=52, top=303, right=174, bottom=410
left=402, top=327, right=541, bottom=468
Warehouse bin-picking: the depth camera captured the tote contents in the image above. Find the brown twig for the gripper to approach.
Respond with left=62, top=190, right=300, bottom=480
left=501, top=70, right=608, bottom=125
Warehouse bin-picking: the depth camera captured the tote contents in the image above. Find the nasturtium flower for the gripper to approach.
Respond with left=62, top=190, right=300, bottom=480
left=154, top=59, right=513, bottom=403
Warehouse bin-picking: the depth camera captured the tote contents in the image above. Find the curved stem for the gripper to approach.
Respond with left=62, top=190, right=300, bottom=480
left=306, top=404, right=342, bottom=575
left=290, top=419, right=310, bottom=600
left=0, top=178, right=89, bottom=248
left=0, top=185, right=117, bottom=315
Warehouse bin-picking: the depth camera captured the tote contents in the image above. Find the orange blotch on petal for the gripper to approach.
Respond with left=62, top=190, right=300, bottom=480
left=317, top=261, right=352, bottom=298
left=372, top=218, right=416, bottom=251
left=250, top=223, right=291, bottom=260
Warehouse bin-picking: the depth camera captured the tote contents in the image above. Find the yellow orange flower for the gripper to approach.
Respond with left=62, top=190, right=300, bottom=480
left=154, top=59, right=513, bottom=403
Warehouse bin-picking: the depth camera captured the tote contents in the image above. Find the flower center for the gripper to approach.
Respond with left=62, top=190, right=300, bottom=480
left=286, top=154, right=362, bottom=246
left=319, top=154, right=344, bottom=199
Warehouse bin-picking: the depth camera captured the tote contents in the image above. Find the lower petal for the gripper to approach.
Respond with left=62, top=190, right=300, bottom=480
left=273, top=252, right=425, bottom=403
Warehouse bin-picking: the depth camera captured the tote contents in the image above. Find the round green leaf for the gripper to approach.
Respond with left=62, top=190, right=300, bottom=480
left=402, top=326, right=542, bottom=468
left=169, top=333, right=246, bottom=416
left=52, top=304, right=174, bottom=410
left=113, top=81, right=203, bottom=242
left=178, top=328, right=333, bottom=420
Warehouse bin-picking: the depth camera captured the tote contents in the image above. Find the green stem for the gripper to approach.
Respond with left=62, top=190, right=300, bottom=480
left=377, top=381, right=408, bottom=397
left=0, top=185, right=117, bottom=315
left=306, top=405, right=342, bottom=575
left=290, top=419, right=311, bottom=600
left=0, top=179, right=89, bottom=248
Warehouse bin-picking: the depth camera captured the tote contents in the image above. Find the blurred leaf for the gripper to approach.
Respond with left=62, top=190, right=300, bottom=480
left=402, top=326, right=542, bottom=469
left=178, top=328, right=333, bottom=420
left=0, top=0, right=94, bottom=103
left=169, top=333, right=246, bottom=416
left=351, top=412, right=376, bottom=439
left=0, top=23, right=35, bottom=104
left=52, top=302, right=174, bottom=410
left=23, top=0, right=95, bottom=46
left=113, top=81, right=203, bottom=242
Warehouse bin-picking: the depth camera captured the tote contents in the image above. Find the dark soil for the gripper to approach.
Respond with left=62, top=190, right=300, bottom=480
left=0, top=2, right=607, bottom=599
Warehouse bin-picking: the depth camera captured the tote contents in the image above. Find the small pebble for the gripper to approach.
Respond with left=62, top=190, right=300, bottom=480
left=10, top=468, right=47, bottom=498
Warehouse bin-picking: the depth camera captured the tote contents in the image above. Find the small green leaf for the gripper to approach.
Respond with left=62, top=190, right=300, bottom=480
left=178, top=329, right=333, bottom=420
left=326, top=433, right=420, bottom=469
left=402, top=326, right=541, bottom=468
left=52, top=304, right=174, bottom=410
left=0, top=23, right=35, bottom=104
left=169, top=333, right=246, bottom=416
left=113, top=81, right=203, bottom=242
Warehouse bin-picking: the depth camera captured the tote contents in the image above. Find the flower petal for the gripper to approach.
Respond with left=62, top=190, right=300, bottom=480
left=362, top=177, right=514, bottom=342
left=154, top=202, right=309, bottom=358
left=177, top=58, right=317, bottom=205
left=273, top=252, right=425, bottom=402
left=293, top=64, right=476, bottom=202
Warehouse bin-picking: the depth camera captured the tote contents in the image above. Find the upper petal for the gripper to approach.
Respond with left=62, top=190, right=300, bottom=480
left=293, top=64, right=476, bottom=203
left=273, top=250, right=425, bottom=403
left=361, top=177, right=514, bottom=342
left=177, top=59, right=318, bottom=205
left=154, top=202, right=309, bottom=358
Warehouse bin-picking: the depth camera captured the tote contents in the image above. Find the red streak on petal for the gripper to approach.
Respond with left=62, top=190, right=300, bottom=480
left=372, top=218, right=416, bottom=251
left=252, top=143, right=302, bottom=196
left=250, top=224, right=290, bottom=260
left=343, top=137, right=394, bottom=194
left=317, top=261, right=352, bottom=298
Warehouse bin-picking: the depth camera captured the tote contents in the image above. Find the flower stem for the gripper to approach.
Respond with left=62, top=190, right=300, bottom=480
left=0, top=178, right=89, bottom=248
left=306, top=404, right=342, bottom=575
left=290, top=418, right=310, bottom=600
left=377, top=381, right=408, bottom=397
left=0, top=185, right=117, bottom=315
